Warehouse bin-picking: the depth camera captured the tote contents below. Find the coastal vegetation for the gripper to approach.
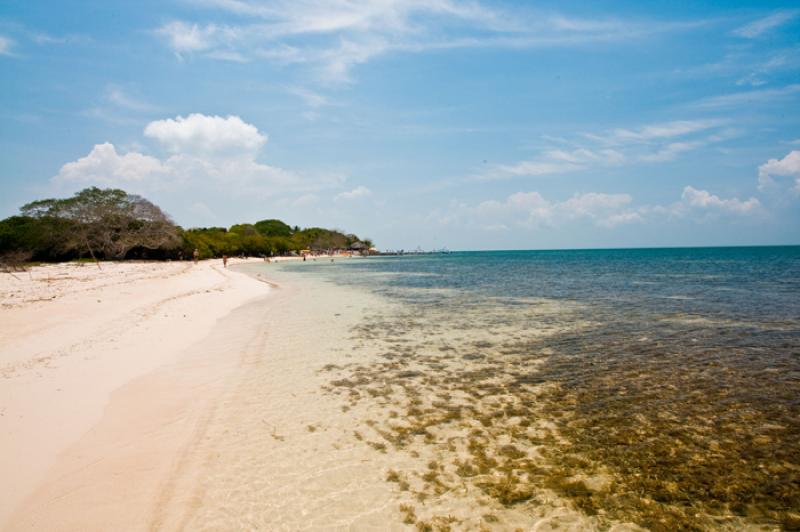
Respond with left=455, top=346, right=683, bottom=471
left=0, top=187, right=372, bottom=265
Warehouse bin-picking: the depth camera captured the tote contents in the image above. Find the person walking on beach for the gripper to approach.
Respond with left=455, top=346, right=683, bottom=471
left=223, top=255, right=228, bottom=268
left=193, top=248, right=199, bottom=264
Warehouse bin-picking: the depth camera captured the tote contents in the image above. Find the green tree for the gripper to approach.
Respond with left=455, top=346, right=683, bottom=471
left=0, top=215, right=76, bottom=260
left=254, top=219, right=293, bottom=237
left=21, top=187, right=180, bottom=262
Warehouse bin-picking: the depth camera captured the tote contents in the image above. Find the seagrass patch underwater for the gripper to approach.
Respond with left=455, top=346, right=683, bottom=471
left=277, top=247, right=800, bottom=530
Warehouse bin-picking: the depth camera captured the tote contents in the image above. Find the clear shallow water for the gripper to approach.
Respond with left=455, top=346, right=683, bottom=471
left=276, top=247, right=800, bottom=530
left=291, top=247, right=800, bottom=322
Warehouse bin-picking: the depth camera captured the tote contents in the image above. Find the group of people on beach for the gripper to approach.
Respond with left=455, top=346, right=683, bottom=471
left=192, top=248, right=339, bottom=268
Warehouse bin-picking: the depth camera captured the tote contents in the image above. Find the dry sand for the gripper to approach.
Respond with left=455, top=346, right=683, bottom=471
left=0, top=259, right=271, bottom=530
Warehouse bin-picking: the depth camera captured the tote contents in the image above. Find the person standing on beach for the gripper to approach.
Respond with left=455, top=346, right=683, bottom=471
left=193, top=248, right=199, bottom=264
left=222, top=255, right=228, bottom=268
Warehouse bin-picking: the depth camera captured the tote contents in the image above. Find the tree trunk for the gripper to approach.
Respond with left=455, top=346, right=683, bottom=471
left=84, top=237, right=101, bottom=269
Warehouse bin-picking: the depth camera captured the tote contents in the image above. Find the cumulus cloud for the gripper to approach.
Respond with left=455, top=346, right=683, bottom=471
left=144, top=113, right=267, bottom=157
left=53, top=143, right=167, bottom=186
left=335, top=185, right=372, bottom=201
left=680, top=186, right=761, bottom=214
left=433, top=185, right=761, bottom=233
left=562, top=192, right=632, bottom=215
left=758, top=150, right=800, bottom=193
left=469, top=191, right=637, bottom=228
left=51, top=113, right=342, bottom=200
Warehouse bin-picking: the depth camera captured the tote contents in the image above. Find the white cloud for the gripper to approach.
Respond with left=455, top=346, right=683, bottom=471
left=434, top=185, right=761, bottom=233
left=562, top=192, right=632, bottom=214
left=155, top=2, right=702, bottom=82
left=189, top=0, right=514, bottom=35
left=31, top=33, right=65, bottom=45
left=489, top=160, right=580, bottom=179
left=286, top=86, right=329, bottom=108
left=598, top=119, right=722, bottom=144
left=549, top=148, right=626, bottom=165
left=694, top=84, right=800, bottom=108
left=207, top=50, right=249, bottom=62
left=601, top=211, right=643, bottom=227
left=680, top=186, right=761, bottom=214
left=0, top=35, right=14, bottom=55
left=485, top=148, right=625, bottom=180
left=758, top=150, right=800, bottom=193
left=144, top=113, right=267, bottom=157
left=106, top=86, right=158, bottom=112
left=335, top=185, right=372, bottom=201
left=481, top=119, right=721, bottom=180
left=733, top=10, right=799, bottom=38
left=52, top=113, right=339, bottom=201
left=293, top=194, right=320, bottom=207
left=53, top=143, right=167, bottom=186
left=319, top=38, right=388, bottom=82
left=53, top=143, right=312, bottom=198
left=471, top=190, right=636, bottom=228
left=506, top=191, right=549, bottom=210
left=30, top=32, right=92, bottom=46
left=156, top=21, right=225, bottom=54
left=639, top=141, right=704, bottom=162
left=736, top=53, right=791, bottom=87
left=673, top=48, right=800, bottom=90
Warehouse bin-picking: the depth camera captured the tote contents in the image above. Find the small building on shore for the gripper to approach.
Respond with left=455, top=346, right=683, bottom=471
left=348, top=241, right=368, bottom=255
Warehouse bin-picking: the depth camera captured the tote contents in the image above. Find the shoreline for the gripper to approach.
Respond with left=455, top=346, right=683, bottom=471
left=2, top=256, right=665, bottom=530
left=0, top=259, right=270, bottom=529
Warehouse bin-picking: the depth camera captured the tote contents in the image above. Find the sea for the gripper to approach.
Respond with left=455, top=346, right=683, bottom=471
left=269, top=246, right=800, bottom=530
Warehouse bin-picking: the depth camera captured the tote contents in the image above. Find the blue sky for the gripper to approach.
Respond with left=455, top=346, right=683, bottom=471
left=1, top=0, right=799, bottom=250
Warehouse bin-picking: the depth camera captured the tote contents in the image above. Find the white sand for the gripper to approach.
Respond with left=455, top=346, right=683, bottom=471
left=0, top=259, right=270, bottom=530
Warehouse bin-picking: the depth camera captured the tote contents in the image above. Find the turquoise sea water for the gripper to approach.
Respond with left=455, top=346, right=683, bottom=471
left=297, top=246, right=800, bottom=319
left=276, top=247, right=800, bottom=529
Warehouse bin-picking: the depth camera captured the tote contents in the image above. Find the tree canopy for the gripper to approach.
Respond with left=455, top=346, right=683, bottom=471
left=254, top=219, right=293, bottom=237
left=19, top=187, right=180, bottom=260
left=0, top=187, right=373, bottom=262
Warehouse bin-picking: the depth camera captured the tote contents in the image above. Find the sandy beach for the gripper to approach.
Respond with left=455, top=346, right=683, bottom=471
left=0, top=259, right=274, bottom=530
left=0, top=258, right=426, bottom=531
